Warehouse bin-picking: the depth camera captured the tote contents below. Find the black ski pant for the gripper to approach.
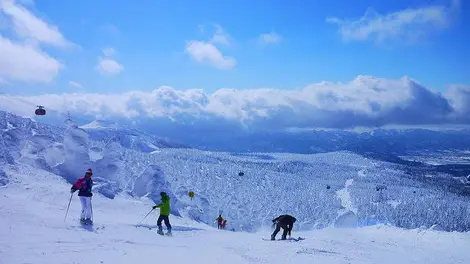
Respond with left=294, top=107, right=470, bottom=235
left=157, top=215, right=171, bottom=231
left=272, top=223, right=289, bottom=240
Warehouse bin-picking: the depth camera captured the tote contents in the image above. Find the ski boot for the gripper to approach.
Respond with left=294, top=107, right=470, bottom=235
left=166, top=227, right=172, bottom=236
left=85, top=218, right=93, bottom=225
left=80, top=218, right=86, bottom=225
left=157, top=226, right=164, bottom=235
left=271, top=234, right=275, bottom=241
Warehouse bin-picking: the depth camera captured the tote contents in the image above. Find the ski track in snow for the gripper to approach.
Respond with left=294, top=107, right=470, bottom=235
left=1, top=164, right=470, bottom=264
left=335, top=178, right=357, bottom=214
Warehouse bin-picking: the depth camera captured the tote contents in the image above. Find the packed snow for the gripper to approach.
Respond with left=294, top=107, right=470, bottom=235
left=1, top=163, right=469, bottom=264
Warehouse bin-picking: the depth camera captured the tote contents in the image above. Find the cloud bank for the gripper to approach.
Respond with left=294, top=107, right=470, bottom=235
left=1, top=76, right=470, bottom=131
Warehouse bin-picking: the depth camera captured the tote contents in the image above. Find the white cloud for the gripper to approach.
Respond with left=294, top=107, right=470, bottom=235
left=258, top=32, right=281, bottom=45
left=198, top=24, right=231, bottom=46
left=95, top=57, right=123, bottom=76
left=68, top=81, right=83, bottom=89
left=95, top=47, right=123, bottom=76
left=2, top=76, right=470, bottom=130
left=210, top=24, right=231, bottom=45
left=102, top=47, right=115, bottom=57
left=327, top=1, right=460, bottom=44
left=185, top=40, right=236, bottom=69
left=0, top=34, right=61, bottom=83
left=0, top=0, right=71, bottom=83
left=186, top=25, right=235, bottom=69
left=0, top=0, right=72, bottom=47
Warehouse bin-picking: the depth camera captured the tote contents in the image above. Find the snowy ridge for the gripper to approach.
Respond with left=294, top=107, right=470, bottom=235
left=81, top=120, right=121, bottom=129
left=80, top=119, right=189, bottom=153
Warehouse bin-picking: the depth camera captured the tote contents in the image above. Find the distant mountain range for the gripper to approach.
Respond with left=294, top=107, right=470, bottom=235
left=147, top=125, right=470, bottom=156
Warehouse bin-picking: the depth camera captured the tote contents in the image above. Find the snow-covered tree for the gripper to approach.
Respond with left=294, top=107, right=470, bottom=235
left=132, top=164, right=182, bottom=216
left=54, top=117, right=91, bottom=182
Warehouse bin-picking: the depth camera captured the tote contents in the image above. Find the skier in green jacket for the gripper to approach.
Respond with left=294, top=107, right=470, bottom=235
left=152, top=192, right=172, bottom=235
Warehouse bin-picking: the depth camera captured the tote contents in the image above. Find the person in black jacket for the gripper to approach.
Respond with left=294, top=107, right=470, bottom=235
left=71, top=168, right=94, bottom=225
left=271, top=214, right=296, bottom=240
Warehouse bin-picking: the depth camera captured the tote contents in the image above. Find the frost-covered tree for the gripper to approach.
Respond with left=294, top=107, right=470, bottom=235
left=0, top=133, right=9, bottom=186
left=54, top=116, right=91, bottom=182
left=132, top=164, right=182, bottom=216
left=94, top=136, right=124, bottom=183
left=0, top=135, right=14, bottom=165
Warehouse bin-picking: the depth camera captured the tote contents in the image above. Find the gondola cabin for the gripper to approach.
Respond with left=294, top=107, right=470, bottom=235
left=35, top=106, right=46, bottom=116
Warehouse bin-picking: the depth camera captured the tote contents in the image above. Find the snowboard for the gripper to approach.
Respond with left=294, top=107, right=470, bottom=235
left=262, top=237, right=305, bottom=242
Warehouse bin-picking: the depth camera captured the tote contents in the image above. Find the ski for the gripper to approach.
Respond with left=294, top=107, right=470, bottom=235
left=262, top=237, right=305, bottom=242
left=156, top=230, right=172, bottom=236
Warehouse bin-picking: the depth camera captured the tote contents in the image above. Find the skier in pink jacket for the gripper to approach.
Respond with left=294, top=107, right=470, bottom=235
left=71, top=168, right=94, bottom=225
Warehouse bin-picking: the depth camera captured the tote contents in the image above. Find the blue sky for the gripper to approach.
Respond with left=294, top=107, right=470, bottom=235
left=0, top=0, right=469, bottom=96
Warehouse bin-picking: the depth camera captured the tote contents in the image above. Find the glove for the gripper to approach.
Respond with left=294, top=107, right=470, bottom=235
left=152, top=205, right=158, bottom=210
left=71, top=188, right=76, bottom=193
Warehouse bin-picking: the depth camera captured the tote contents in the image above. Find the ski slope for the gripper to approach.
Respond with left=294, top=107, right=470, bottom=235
left=2, top=109, right=470, bottom=233
left=1, top=163, right=469, bottom=264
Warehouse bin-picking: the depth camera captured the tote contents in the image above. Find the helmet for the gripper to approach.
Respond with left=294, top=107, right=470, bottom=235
left=160, top=192, right=167, bottom=197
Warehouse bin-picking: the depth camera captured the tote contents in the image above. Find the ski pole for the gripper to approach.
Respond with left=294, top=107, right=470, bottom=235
left=137, top=208, right=154, bottom=225
left=64, top=193, right=73, bottom=222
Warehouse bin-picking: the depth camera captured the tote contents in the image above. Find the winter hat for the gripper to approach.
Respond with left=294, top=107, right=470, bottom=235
left=86, top=168, right=93, bottom=174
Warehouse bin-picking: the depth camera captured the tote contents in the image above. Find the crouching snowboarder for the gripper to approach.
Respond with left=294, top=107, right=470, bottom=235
left=271, top=214, right=296, bottom=240
left=71, top=168, right=94, bottom=225
left=152, top=192, right=172, bottom=235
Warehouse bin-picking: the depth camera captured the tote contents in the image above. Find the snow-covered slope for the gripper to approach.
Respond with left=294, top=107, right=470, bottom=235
left=1, top=163, right=469, bottom=264
left=122, top=149, right=470, bottom=232
left=2, top=109, right=470, bottom=233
